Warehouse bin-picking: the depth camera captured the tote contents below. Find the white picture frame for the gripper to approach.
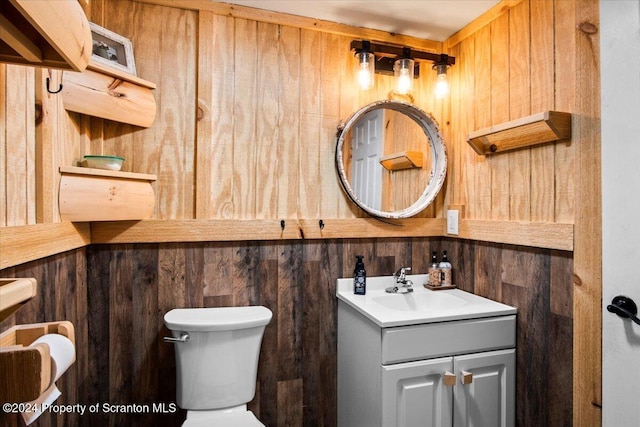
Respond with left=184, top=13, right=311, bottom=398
left=89, top=22, right=137, bottom=76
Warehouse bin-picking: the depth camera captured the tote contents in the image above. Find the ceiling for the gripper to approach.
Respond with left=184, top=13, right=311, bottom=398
left=222, top=0, right=500, bottom=41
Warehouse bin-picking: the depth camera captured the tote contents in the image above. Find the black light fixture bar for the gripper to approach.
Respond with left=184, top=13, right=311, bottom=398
left=351, top=40, right=455, bottom=79
left=350, top=40, right=456, bottom=66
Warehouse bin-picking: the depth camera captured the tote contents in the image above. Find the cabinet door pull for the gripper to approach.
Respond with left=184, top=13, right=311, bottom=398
left=460, top=370, right=473, bottom=384
left=443, top=371, right=456, bottom=386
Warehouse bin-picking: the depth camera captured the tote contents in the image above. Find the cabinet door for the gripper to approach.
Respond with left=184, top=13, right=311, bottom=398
left=453, top=349, right=515, bottom=427
left=382, top=357, right=453, bottom=427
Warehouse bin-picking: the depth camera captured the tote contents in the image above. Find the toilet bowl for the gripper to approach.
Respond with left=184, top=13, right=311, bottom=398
left=164, top=306, right=272, bottom=426
left=181, top=406, right=262, bottom=427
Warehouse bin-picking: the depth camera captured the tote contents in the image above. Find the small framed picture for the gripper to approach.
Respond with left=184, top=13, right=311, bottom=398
left=89, top=22, right=137, bottom=75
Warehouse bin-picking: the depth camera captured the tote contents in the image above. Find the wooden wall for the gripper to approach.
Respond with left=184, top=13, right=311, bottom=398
left=79, top=0, right=451, bottom=221
left=0, top=0, right=601, bottom=424
left=445, top=0, right=575, bottom=223
left=0, top=238, right=572, bottom=427
left=0, top=65, right=84, bottom=225
left=0, top=249, right=88, bottom=427
left=1, top=0, right=580, bottom=225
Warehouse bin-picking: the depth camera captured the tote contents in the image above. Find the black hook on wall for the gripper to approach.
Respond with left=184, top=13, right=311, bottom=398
left=607, top=295, right=640, bottom=326
left=46, top=77, right=63, bottom=94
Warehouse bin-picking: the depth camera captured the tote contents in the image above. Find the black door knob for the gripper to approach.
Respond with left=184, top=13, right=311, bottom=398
left=607, top=295, right=640, bottom=326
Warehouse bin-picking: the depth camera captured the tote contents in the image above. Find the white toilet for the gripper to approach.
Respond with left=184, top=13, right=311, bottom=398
left=164, top=306, right=273, bottom=427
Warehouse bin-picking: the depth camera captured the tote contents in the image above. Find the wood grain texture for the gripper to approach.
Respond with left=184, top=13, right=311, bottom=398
left=507, top=0, right=531, bottom=221
left=61, top=68, right=156, bottom=127
left=35, top=70, right=56, bottom=223
left=529, top=0, right=556, bottom=223
left=58, top=171, right=155, bottom=222
left=0, top=223, right=90, bottom=270
left=0, top=2, right=601, bottom=423
left=1, top=0, right=92, bottom=71
left=553, top=0, right=577, bottom=224
left=572, top=0, right=602, bottom=424
left=0, top=249, right=89, bottom=427
left=4, top=65, right=33, bottom=226
left=0, top=64, right=5, bottom=226
left=276, top=26, right=302, bottom=219
left=488, top=12, right=510, bottom=221
left=2, top=0, right=582, bottom=230
left=444, top=0, right=524, bottom=49
left=195, top=12, right=235, bottom=219
left=134, top=0, right=442, bottom=53
left=0, top=237, right=573, bottom=426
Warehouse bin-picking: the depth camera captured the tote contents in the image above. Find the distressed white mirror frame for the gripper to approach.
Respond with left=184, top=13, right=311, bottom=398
left=335, top=100, right=447, bottom=219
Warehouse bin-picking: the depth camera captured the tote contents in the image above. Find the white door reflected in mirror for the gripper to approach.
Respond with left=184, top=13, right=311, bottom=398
left=336, top=100, right=447, bottom=219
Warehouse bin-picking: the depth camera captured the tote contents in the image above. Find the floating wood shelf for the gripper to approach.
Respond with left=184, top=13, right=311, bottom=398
left=62, top=61, right=157, bottom=128
left=59, top=166, right=157, bottom=222
left=0, top=0, right=92, bottom=71
left=379, top=150, right=424, bottom=171
left=467, top=111, right=571, bottom=155
left=0, top=278, right=36, bottom=320
left=0, top=321, right=75, bottom=403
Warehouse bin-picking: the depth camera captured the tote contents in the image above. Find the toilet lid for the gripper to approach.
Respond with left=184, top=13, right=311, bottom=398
left=182, top=411, right=264, bottom=427
left=165, top=306, right=272, bottom=332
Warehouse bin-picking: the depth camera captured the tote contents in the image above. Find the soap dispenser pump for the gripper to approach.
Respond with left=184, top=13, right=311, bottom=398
left=354, top=255, right=366, bottom=295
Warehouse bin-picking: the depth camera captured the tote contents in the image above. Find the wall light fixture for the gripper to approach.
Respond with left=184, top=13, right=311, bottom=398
left=354, top=40, right=375, bottom=90
left=351, top=40, right=455, bottom=98
left=433, top=58, right=450, bottom=99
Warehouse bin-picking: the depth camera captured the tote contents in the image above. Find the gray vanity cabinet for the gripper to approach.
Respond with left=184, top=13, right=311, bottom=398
left=338, top=301, right=516, bottom=427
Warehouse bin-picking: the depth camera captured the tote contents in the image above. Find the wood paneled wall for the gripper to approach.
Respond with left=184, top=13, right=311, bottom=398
left=445, top=0, right=575, bottom=223
left=0, top=238, right=572, bottom=427
left=2, top=0, right=580, bottom=225
left=0, top=249, right=89, bottom=427
left=79, top=0, right=579, bottom=224
left=82, top=0, right=449, bottom=221
left=0, top=0, right=600, bottom=424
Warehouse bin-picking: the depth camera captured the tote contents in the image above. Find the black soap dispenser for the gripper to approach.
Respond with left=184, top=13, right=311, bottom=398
left=354, top=255, right=366, bottom=295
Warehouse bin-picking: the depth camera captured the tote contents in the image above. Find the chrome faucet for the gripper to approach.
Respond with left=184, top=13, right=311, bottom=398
left=386, top=267, right=413, bottom=293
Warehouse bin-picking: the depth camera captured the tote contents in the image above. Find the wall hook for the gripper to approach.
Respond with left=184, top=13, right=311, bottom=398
left=319, top=219, right=325, bottom=230
left=280, top=220, right=285, bottom=231
left=46, top=77, right=63, bottom=94
left=607, top=295, right=640, bottom=326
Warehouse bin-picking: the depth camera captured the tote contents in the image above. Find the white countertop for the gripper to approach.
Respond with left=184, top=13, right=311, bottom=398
left=336, top=274, right=517, bottom=327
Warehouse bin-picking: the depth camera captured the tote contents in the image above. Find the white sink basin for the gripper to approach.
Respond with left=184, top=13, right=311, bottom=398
left=337, top=274, right=516, bottom=327
left=371, top=291, right=468, bottom=312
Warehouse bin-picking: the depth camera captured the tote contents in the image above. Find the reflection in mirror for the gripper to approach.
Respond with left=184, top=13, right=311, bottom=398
left=336, top=100, right=447, bottom=219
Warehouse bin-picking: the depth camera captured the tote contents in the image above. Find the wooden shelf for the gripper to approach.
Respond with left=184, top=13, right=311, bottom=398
left=0, top=0, right=92, bottom=71
left=467, top=111, right=571, bottom=155
left=62, top=61, right=157, bottom=128
left=0, top=278, right=36, bottom=320
left=59, top=166, right=157, bottom=222
left=87, top=61, right=156, bottom=89
left=379, top=151, right=424, bottom=171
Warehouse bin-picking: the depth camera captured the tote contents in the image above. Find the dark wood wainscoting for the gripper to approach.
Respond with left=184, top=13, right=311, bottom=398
left=0, top=238, right=572, bottom=427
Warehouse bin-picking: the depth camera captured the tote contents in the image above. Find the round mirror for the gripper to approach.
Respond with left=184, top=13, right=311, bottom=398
left=335, top=100, right=447, bottom=219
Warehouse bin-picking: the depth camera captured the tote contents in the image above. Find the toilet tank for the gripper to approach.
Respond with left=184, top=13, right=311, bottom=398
left=164, top=306, right=272, bottom=410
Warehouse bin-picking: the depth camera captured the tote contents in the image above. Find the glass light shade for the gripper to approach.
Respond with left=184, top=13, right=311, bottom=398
left=394, top=58, right=414, bottom=95
left=435, top=72, right=449, bottom=99
left=355, top=51, right=375, bottom=90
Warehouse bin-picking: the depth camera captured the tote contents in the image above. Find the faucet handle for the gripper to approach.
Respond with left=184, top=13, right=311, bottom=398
left=394, top=266, right=412, bottom=276
left=394, top=267, right=412, bottom=283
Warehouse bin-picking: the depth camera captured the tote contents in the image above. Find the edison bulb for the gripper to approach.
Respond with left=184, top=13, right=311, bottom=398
left=355, top=52, right=374, bottom=90
left=435, top=72, right=449, bottom=99
left=394, top=58, right=414, bottom=95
